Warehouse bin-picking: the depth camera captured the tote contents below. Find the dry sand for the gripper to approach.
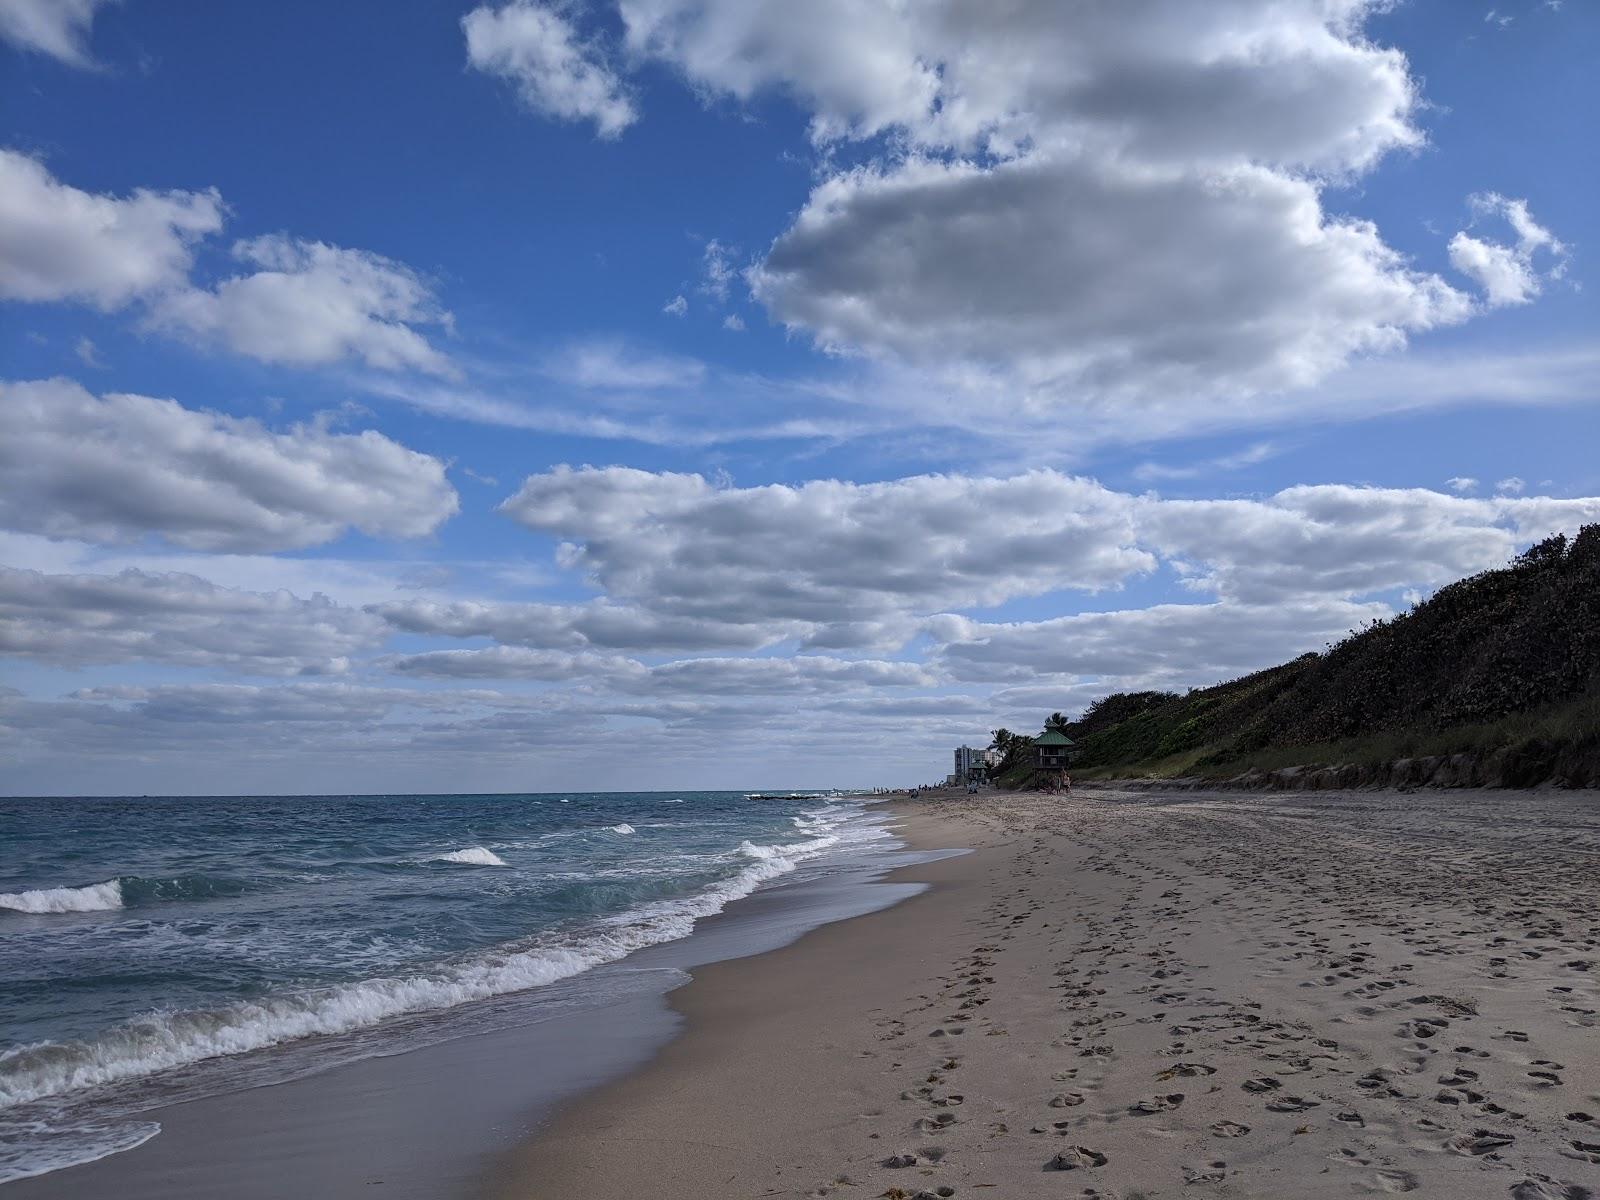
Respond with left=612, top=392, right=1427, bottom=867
left=494, top=787, right=1600, bottom=1200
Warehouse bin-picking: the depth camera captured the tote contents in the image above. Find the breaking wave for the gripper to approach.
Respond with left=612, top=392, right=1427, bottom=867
left=433, top=847, right=507, bottom=867
left=0, top=881, right=123, bottom=915
left=608, top=823, right=636, bottom=834
left=0, top=807, right=862, bottom=1110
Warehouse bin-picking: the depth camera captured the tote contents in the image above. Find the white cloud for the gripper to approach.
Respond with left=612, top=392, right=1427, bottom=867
left=373, top=596, right=796, bottom=653
left=1140, top=485, right=1600, bottom=603
left=464, top=1, right=637, bottom=138
left=1446, top=476, right=1479, bottom=494
left=0, top=531, right=472, bottom=610
left=0, top=378, right=460, bottom=551
left=149, top=236, right=455, bottom=375
left=10, top=453, right=1599, bottom=791
left=0, top=149, right=223, bottom=309
left=1449, top=194, right=1568, bottom=307
left=500, top=466, right=1153, bottom=638
left=1132, top=442, right=1277, bottom=482
left=494, top=466, right=1600, bottom=647
left=700, top=238, right=736, bottom=300
left=722, top=313, right=745, bottom=332
left=0, top=567, right=386, bottom=675
left=753, top=154, right=1471, bottom=408
left=624, top=0, right=1478, bottom=416
left=936, top=598, right=1387, bottom=685
left=542, top=339, right=705, bottom=389
left=73, top=336, right=103, bottom=367
left=384, top=645, right=640, bottom=683
left=382, top=646, right=934, bottom=693
left=1495, top=476, right=1526, bottom=495
left=662, top=293, right=687, bottom=316
left=0, top=155, right=458, bottom=378
left=0, top=0, right=115, bottom=66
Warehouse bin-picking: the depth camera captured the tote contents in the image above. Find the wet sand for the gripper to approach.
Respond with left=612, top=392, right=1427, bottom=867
left=4, top=838, right=938, bottom=1199
left=498, top=787, right=1600, bottom=1199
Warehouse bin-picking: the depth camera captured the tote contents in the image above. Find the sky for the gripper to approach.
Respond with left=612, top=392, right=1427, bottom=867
left=1, top=0, right=1597, bottom=796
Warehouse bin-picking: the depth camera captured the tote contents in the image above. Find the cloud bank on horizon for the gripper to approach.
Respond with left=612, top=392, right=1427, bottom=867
left=0, top=0, right=1594, bottom=793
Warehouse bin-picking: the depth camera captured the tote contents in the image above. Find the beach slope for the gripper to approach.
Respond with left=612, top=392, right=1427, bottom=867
left=498, top=787, right=1600, bottom=1200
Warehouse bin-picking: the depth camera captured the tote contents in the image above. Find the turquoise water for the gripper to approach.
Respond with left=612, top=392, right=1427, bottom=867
left=0, top=791, right=891, bottom=1181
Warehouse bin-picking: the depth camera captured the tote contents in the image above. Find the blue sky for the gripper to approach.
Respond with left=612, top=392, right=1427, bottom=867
left=1, top=0, right=1596, bottom=794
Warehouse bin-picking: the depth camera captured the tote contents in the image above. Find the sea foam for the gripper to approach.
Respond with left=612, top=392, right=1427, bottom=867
left=609, top=823, right=636, bottom=834
left=0, top=881, right=123, bottom=915
left=434, top=847, right=507, bottom=867
left=0, top=805, right=866, bottom=1111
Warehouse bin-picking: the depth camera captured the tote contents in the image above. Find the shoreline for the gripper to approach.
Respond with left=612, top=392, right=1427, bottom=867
left=2, top=799, right=939, bottom=1198
left=494, top=786, right=1600, bottom=1199
left=482, top=797, right=987, bottom=1198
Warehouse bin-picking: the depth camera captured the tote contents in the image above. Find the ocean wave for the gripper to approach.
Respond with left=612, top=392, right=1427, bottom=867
left=0, top=881, right=123, bottom=915
left=608, top=823, right=636, bottom=834
left=0, top=1117, right=160, bottom=1186
left=433, top=847, right=507, bottom=867
left=0, top=806, right=869, bottom=1110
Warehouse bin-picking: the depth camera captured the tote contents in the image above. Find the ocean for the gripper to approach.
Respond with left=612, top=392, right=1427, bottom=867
left=0, top=790, right=899, bottom=1186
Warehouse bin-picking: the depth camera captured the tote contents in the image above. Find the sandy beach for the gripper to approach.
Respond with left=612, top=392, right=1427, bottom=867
left=499, top=786, right=1600, bottom=1200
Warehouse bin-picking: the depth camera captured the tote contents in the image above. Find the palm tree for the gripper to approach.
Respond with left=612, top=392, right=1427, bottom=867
left=1044, top=711, right=1071, bottom=734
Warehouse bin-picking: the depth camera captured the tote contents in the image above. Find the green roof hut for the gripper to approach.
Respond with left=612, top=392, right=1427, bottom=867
left=1033, top=729, right=1076, bottom=771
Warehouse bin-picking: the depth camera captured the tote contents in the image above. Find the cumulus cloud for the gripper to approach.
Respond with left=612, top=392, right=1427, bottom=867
left=0, top=378, right=460, bottom=551
left=464, top=1, right=637, bottom=137
left=149, top=236, right=455, bottom=375
left=623, top=0, right=1478, bottom=413
left=493, top=466, right=1600, bottom=649
left=1138, top=486, right=1600, bottom=603
left=0, top=149, right=223, bottom=309
left=0, top=154, right=456, bottom=377
left=500, top=466, right=1152, bottom=635
left=754, top=156, right=1470, bottom=404
left=0, top=0, right=116, bottom=66
left=0, top=567, right=387, bottom=675
left=1448, top=194, right=1569, bottom=308
left=936, top=599, right=1387, bottom=685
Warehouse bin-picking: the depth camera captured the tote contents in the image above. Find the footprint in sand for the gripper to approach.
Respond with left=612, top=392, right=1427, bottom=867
left=1182, top=1161, right=1228, bottom=1183
left=1128, top=1093, right=1185, bottom=1114
left=1046, top=1145, right=1108, bottom=1170
left=1210, top=1121, right=1251, bottom=1137
left=1374, top=1168, right=1420, bottom=1193
left=1158, top=1062, right=1216, bottom=1080
left=1266, top=1095, right=1321, bottom=1112
left=1445, top=1128, right=1515, bottom=1155
left=1510, top=1180, right=1594, bottom=1200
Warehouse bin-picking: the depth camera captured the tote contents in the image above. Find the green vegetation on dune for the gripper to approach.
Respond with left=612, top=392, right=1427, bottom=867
left=1056, top=525, right=1600, bottom=788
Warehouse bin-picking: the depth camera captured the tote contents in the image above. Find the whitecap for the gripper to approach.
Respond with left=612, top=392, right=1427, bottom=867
left=433, top=847, right=507, bottom=867
left=0, top=880, right=123, bottom=915
left=0, top=802, right=884, bottom=1112
left=608, top=823, right=635, bottom=834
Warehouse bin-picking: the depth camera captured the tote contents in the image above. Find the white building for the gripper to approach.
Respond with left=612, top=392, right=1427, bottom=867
left=953, top=745, right=989, bottom=782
